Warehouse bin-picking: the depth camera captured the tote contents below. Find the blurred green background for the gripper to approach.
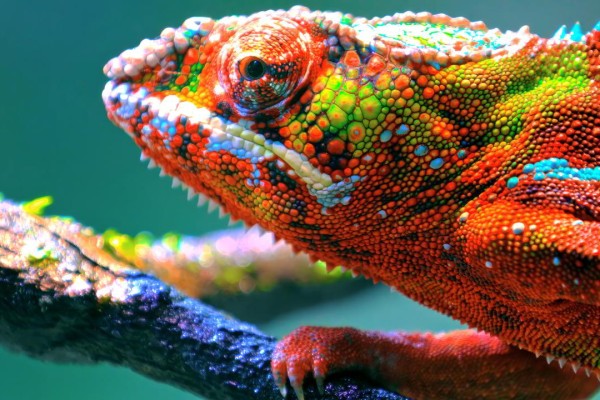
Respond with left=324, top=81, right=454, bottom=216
left=1, top=0, right=600, bottom=398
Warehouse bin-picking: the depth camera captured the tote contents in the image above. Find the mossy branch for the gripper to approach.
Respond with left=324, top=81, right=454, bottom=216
left=0, top=200, right=409, bottom=400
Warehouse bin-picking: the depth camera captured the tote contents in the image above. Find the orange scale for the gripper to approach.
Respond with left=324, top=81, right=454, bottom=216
left=171, top=135, right=183, bottom=147
left=416, top=75, right=429, bottom=87
left=424, top=189, right=437, bottom=197
left=330, top=170, right=343, bottom=181
left=449, top=99, right=461, bottom=109
left=307, top=126, right=325, bottom=143
left=302, top=143, right=316, bottom=158
left=304, top=216, right=316, bottom=225
left=394, top=75, right=410, bottom=90
left=377, top=166, right=390, bottom=176
left=235, top=160, right=248, bottom=171
left=346, top=158, right=360, bottom=169
left=444, top=181, right=458, bottom=192
left=401, top=88, right=414, bottom=100
left=423, top=87, right=435, bottom=100
left=175, top=75, right=188, bottom=86
left=279, top=126, right=291, bottom=138
left=224, top=175, right=237, bottom=186
left=187, top=143, right=199, bottom=154
left=207, top=152, right=220, bottom=162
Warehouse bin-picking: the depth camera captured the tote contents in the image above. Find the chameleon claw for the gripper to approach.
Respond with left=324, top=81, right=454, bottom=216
left=278, top=384, right=287, bottom=398
left=291, top=384, right=305, bottom=400
left=287, top=364, right=306, bottom=400
left=271, top=358, right=289, bottom=398
left=316, top=377, right=325, bottom=395
left=314, top=364, right=326, bottom=394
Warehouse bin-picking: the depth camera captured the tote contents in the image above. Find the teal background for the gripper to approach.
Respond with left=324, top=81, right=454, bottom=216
left=1, top=0, right=600, bottom=398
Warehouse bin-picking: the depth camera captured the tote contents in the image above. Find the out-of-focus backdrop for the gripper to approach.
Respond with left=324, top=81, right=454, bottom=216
left=1, top=0, right=599, bottom=398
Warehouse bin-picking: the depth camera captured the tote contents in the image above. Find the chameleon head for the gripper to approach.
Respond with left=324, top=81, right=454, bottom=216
left=103, top=6, right=543, bottom=264
left=102, top=7, right=335, bottom=238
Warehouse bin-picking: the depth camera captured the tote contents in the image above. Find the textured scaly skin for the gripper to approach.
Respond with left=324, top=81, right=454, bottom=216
left=103, top=7, right=600, bottom=399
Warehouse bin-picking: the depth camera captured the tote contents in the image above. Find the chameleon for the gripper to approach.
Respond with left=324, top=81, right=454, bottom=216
left=102, top=6, right=600, bottom=399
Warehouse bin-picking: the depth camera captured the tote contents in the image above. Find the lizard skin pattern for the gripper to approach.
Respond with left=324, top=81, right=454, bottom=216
left=103, top=7, right=600, bottom=399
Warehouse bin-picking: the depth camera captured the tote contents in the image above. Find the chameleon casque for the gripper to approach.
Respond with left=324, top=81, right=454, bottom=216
left=103, top=6, right=600, bottom=399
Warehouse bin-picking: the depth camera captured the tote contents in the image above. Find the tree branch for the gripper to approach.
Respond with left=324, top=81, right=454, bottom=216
left=0, top=200, right=409, bottom=400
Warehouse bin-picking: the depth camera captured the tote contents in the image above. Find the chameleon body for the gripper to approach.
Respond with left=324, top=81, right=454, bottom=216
left=103, top=6, right=600, bottom=399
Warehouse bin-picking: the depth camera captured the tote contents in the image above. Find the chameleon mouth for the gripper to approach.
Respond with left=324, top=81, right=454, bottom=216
left=101, top=13, right=334, bottom=192
left=102, top=80, right=333, bottom=191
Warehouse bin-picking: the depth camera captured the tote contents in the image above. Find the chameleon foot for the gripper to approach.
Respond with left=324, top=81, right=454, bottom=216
left=272, top=326, right=600, bottom=399
left=272, top=326, right=339, bottom=399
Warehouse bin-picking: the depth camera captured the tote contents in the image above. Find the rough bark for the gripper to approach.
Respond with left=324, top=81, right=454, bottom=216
left=0, top=200, right=408, bottom=400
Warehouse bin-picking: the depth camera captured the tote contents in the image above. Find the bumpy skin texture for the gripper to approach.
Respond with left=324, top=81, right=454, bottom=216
left=103, top=7, right=600, bottom=399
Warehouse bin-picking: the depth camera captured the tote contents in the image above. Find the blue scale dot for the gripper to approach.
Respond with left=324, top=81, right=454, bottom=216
left=553, top=257, right=561, bottom=266
left=380, top=130, right=392, bottom=142
left=429, top=158, right=444, bottom=170
left=396, top=124, right=410, bottom=135
left=414, top=145, right=429, bottom=157
left=506, top=176, right=519, bottom=189
left=523, top=164, right=534, bottom=173
left=429, top=61, right=441, bottom=70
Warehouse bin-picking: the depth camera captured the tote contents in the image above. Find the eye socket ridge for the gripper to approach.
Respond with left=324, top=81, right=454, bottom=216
left=239, top=56, right=267, bottom=81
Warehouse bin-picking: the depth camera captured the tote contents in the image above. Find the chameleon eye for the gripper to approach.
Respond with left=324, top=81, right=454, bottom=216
left=216, top=17, right=324, bottom=116
left=239, top=57, right=267, bottom=81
